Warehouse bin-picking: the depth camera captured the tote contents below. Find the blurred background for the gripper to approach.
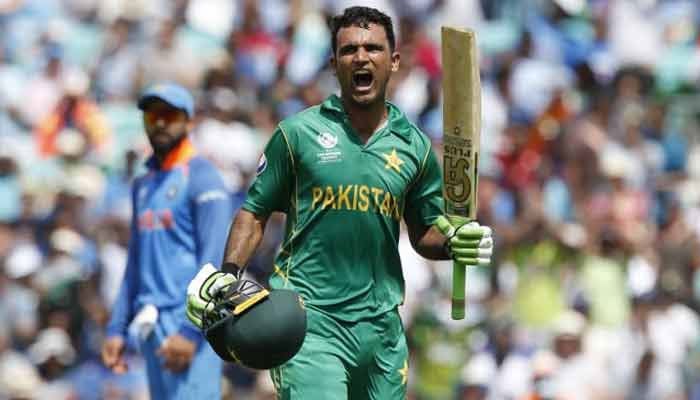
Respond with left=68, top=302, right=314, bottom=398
left=0, top=0, right=699, bottom=399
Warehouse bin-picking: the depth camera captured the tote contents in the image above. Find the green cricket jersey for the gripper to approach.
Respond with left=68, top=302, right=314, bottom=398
left=243, top=95, right=443, bottom=321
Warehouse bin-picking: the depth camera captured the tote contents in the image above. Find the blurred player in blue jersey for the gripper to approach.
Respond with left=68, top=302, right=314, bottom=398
left=101, top=83, right=231, bottom=399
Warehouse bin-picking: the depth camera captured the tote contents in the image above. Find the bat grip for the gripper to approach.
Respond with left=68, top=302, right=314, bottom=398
left=447, top=215, right=469, bottom=320
left=451, top=261, right=466, bottom=320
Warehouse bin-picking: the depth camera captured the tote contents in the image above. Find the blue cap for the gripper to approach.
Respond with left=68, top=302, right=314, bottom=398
left=137, top=82, right=194, bottom=118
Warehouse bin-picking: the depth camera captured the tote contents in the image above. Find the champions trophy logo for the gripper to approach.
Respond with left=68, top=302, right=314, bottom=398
left=317, top=132, right=338, bottom=149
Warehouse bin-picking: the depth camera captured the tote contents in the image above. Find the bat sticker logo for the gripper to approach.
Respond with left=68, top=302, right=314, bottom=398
left=444, top=155, right=471, bottom=203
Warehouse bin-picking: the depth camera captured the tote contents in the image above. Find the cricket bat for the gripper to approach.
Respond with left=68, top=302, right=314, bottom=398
left=441, top=27, right=481, bottom=320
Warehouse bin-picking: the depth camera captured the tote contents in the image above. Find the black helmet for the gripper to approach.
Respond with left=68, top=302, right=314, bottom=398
left=202, top=279, right=307, bottom=370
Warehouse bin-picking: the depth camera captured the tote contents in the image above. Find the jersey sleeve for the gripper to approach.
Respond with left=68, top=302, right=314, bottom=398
left=403, top=144, right=443, bottom=228
left=242, top=126, right=294, bottom=216
left=188, top=160, right=232, bottom=267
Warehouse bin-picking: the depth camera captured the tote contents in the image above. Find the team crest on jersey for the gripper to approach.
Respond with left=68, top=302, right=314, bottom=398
left=256, top=154, right=267, bottom=175
left=137, top=186, right=148, bottom=207
left=317, top=132, right=338, bottom=149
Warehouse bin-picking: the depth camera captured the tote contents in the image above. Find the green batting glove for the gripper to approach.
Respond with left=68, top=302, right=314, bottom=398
left=435, top=215, right=493, bottom=266
left=186, top=263, right=238, bottom=329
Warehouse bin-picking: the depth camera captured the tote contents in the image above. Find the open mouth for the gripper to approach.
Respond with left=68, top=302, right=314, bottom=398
left=352, top=70, right=374, bottom=91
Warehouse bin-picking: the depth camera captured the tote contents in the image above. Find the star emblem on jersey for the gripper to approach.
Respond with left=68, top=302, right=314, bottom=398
left=383, top=149, right=404, bottom=173
left=399, top=359, right=408, bottom=385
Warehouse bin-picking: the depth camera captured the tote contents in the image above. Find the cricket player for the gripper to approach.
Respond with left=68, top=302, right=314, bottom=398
left=187, top=6, right=493, bottom=399
left=101, top=83, right=231, bottom=399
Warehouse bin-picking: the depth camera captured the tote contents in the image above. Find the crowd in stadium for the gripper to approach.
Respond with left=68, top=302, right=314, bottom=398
left=0, top=0, right=699, bottom=398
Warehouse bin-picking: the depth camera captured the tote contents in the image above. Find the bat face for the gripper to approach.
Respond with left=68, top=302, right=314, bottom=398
left=441, top=27, right=480, bottom=221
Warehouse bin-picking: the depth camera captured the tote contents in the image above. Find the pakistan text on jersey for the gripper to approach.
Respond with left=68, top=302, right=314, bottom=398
left=311, top=185, right=401, bottom=220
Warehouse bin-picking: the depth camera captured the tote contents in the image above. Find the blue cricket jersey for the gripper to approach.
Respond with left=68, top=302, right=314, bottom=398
left=106, top=138, right=232, bottom=342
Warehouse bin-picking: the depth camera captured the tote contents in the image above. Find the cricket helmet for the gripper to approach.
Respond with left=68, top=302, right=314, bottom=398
left=202, top=279, right=307, bottom=370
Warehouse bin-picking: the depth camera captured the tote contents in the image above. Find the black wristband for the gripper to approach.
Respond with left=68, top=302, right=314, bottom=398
left=222, top=262, right=244, bottom=278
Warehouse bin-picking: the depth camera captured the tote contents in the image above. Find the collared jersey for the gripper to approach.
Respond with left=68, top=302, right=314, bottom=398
left=244, top=95, right=443, bottom=321
left=106, top=138, right=232, bottom=339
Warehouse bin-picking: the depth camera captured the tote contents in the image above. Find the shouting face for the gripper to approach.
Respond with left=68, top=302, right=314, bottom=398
left=331, top=22, right=400, bottom=108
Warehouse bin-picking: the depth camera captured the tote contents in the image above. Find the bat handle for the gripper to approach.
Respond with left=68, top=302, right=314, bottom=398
left=443, top=215, right=470, bottom=320
left=452, top=261, right=466, bottom=320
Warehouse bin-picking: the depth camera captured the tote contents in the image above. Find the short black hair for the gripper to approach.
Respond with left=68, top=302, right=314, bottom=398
left=330, top=6, right=395, bottom=55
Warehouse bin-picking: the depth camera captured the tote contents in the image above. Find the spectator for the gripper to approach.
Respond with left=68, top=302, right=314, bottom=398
left=34, top=68, right=112, bottom=159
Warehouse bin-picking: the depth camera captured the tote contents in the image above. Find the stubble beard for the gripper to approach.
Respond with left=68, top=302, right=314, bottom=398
left=150, top=131, right=187, bottom=158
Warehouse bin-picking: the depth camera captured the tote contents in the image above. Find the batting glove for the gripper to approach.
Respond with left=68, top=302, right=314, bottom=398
left=435, top=215, right=493, bottom=266
left=186, top=263, right=239, bottom=329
